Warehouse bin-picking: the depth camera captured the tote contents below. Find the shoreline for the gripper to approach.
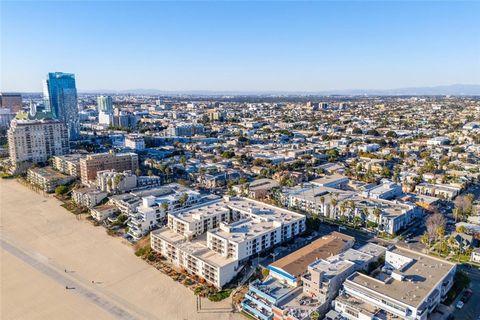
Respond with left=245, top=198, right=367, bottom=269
left=0, top=179, right=240, bottom=320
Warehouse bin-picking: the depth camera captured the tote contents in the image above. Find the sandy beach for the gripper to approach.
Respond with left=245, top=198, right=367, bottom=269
left=0, top=179, right=241, bottom=320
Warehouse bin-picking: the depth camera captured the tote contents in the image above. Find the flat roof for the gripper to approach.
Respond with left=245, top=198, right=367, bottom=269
left=173, top=197, right=304, bottom=227
left=270, top=232, right=354, bottom=278
left=248, top=178, right=279, bottom=190
left=308, top=258, right=355, bottom=279
left=346, top=246, right=455, bottom=308
left=311, top=174, right=349, bottom=186
left=28, top=167, right=71, bottom=180
left=152, top=228, right=236, bottom=268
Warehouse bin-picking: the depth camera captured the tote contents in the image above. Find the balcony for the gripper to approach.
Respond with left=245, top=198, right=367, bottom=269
left=241, top=300, right=273, bottom=320
left=244, top=292, right=273, bottom=312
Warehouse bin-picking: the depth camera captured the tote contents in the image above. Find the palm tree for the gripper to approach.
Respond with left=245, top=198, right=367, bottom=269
left=349, top=200, right=356, bottom=221
left=372, top=207, right=382, bottom=230
left=161, top=202, right=169, bottom=212
left=319, top=196, right=325, bottom=216
left=353, top=216, right=363, bottom=228
left=178, top=193, right=189, bottom=207
left=452, top=208, right=462, bottom=222
left=330, top=198, right=338, bottom=219
left=340, top=202, right=347, bottom=221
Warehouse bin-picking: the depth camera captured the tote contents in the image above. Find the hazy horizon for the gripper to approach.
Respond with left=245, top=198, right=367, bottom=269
left=1, top=1, right=479, bottom=92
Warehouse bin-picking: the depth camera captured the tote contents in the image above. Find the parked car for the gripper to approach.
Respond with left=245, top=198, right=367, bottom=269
left=461, top=289, right=473, bottom=303
left=456, top=301, right=464, bottom=309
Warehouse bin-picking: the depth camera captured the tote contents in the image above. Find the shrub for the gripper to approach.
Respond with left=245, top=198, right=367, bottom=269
left=208, top=289, right=232, bottom=302
left=55, top=185, right=68, bottom=195
left=135, top=245, right=152, bottom=257
left=261, top=268, right=270, bottom=278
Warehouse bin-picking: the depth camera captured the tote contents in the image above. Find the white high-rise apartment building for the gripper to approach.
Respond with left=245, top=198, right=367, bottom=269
left=97, top=95, right=113, bottom=113
left=8, top=119, right=69, bottom=173
left=97, top=96, right=114, bottom=125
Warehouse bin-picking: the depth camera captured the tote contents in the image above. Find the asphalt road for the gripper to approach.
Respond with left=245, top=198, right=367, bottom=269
left=452, top=265, right=480, bottom=320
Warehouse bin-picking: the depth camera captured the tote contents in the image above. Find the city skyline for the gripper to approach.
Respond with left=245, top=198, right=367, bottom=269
left=2, top=1, right=479, bottom=92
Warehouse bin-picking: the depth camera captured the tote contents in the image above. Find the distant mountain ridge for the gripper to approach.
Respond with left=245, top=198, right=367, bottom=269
left=17, top=84, right=480, bottom=96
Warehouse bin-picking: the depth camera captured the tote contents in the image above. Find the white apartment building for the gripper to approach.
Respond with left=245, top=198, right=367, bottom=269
left=124, top=134, right=145, bottom=151
left=91, top=204, right=119, bottom=221
left=127, top=189, right=203, bottom=241
left=72, top=186, right=108, bottom=208
left=52, top=153, right=83, bottom=177
left=151, top=197, right=306, bottom=288
left=98, top=111, right=113, bottom=125
left=414, top=182, right=461, bottom=200
left=288, top=184, right=421, bottom=235
left=334, top=247, right=456, bottom=320
left=96, top=170, right=137, bottom=194
left=8, top=119, right=69, bottom=173
left=27, top=166, right=75, bottom=193
left=166, top=123, right=205, bottom=137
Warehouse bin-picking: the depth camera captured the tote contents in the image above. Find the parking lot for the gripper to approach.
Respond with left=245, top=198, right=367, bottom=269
left=452, top=265, right=480, bottom=320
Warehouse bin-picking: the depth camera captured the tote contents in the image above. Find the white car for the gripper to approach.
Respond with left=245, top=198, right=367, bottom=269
left=456, top=301, right=464, bottom=309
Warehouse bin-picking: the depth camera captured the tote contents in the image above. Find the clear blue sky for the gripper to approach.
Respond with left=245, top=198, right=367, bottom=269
left=1, top=1, right=479, bottom=92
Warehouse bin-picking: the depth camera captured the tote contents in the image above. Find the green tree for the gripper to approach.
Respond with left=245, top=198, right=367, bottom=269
left=55, top=185, right=68, bottom=195
left=310, top=311, right=320, bottom=320
left=178, top=193, right=189, bottom=206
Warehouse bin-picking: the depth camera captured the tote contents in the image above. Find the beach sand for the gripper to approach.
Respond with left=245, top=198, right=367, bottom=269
left=0, top=179, right=241, bottom=320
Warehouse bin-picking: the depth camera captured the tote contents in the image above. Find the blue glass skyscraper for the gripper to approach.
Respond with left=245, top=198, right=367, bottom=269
left=43, top=72, right=79, bottom=139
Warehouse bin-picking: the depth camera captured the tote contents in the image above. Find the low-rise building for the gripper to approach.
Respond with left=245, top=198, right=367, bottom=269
left=91, top=204, right=119, bottom=221
left=127, top=189, right=204, bottom=241
left=414, top=182, right=461, bottom=200
left=27, top=166, right=75, bottom=193
left=268, top=232, right=355, bottom=287
left=471, top=248, right=480, bottom=264
left=72, top=186, right=108, bottom=208
left=241, top=241, right=385, bottom=320
left=241, top=178, right=280, bottom=199
left=334, top=246, right=456, bottom=320
left=52, top=153, right=84, bottom=177
left=96, top=170, right=138, bottom=194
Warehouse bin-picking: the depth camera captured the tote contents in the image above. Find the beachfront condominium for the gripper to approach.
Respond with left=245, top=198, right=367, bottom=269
left=333, top=246, right=456, bottom=320
left=8, top=119, right=69, bottom=173
left=52, top=153, right=84, bottom=177
left=43, top=72, right=79, bottom=139
left=79, top=151, right=139, bottom=184
left=151, top=196, right=306, bottom=288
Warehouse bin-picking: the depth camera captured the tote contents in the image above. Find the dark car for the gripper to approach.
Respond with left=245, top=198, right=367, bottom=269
left=461, top=289, right=473, bottom=303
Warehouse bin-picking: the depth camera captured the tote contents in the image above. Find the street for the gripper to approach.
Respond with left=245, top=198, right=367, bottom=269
left=452, top=265, right=480, bottom=320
